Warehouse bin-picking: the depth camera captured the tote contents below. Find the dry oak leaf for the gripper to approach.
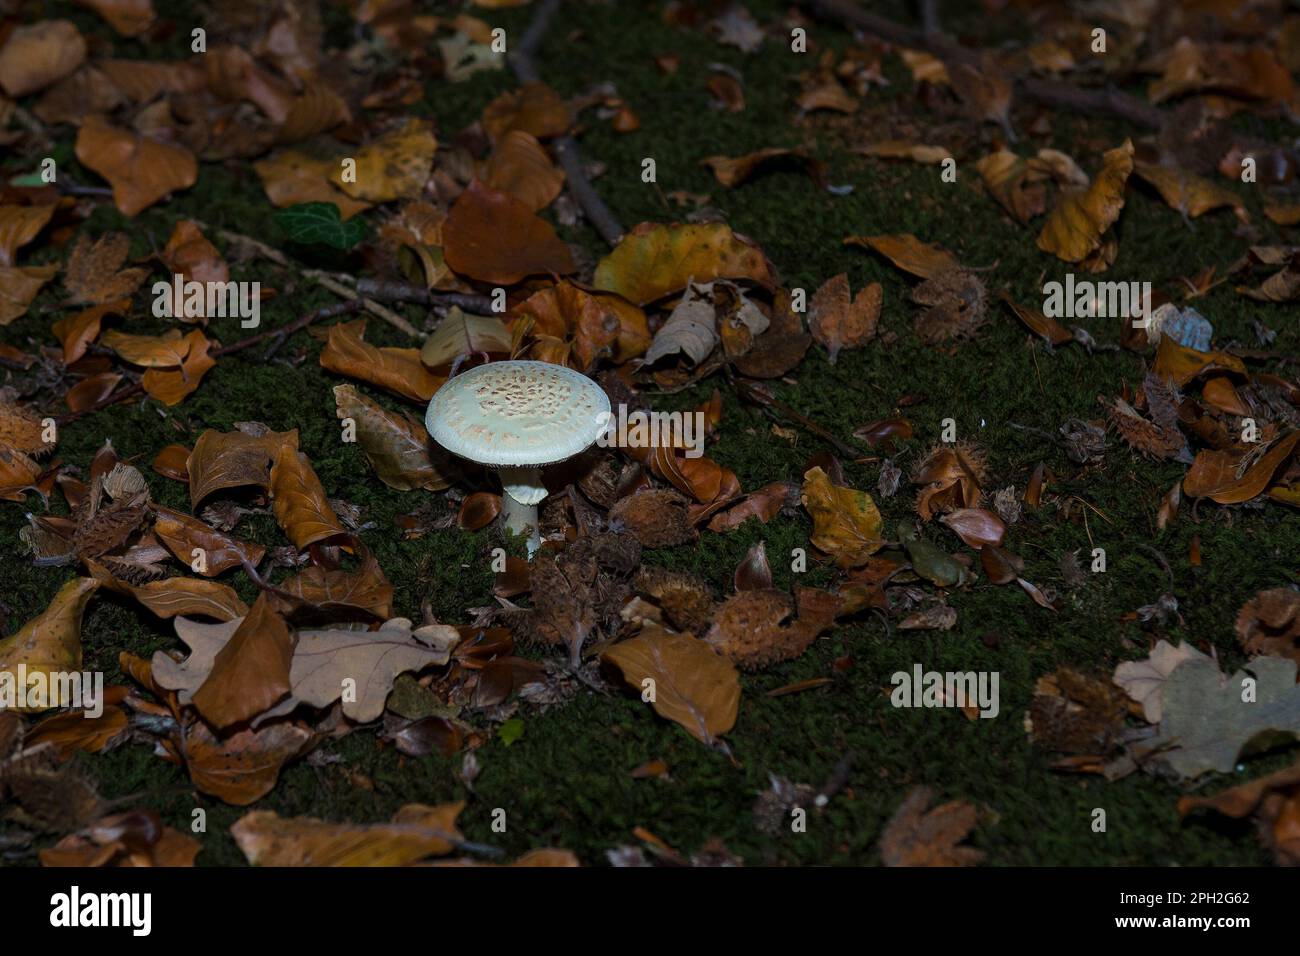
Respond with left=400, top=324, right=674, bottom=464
left=333, top=384, right=453, bottom=492
left=879, top=786, right=984, bottom=867
left=63, top=232, right=149, bottom=306
left=290, top=618, right=459, bottom=722
left=1036, top=139, right=1134, bottom=266
left=1236, top=588, right=1300, bottom=665
left=593, top=222, right=774, bottom=306
left=253, top=150, right=371, bottom=220
left=809, top=273, right=881, bottom=364
left=1178, top=759, right=1300, bottom=867
left=75, top=116, right=198, bottom=217
left=0, top=263, right=59, bottom=326
left=177, top=716, right=313, bottom=805
left=0, top=204, right=55, bottom=267
left=1112, top=639, right=1209, bottom=724
left=329, top=119, right=436, bottom=202
left=191, top=594, right=293, bottom=730
left=801, top=465, right=884, bottom=567
left=269, top=444, right=348, bottom=550
left=0, top=577, right=99, bottom=711
left=481, top=129, right=564, bottom=212
left=320, top=319, right=443, bottom=403
left=232, top=802, right=465, bottom=866
left=602, top=627, right=740, bottom=745
left=1133, top=161, right=1245, bottom=220
left=0, top=20, right=86, bottom=97
left=844, top=233, right=961, bottom=280
left=443, top=180, right=574, bottom=285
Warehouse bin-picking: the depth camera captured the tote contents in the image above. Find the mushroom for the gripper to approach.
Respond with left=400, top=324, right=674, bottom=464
left=425, top=360, right=611, bottom=556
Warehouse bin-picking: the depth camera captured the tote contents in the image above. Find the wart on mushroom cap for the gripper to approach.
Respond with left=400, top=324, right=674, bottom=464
left=425, top=360, right=611, bottom=556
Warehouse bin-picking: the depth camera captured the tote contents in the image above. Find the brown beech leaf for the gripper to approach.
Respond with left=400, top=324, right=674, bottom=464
left=160, top=220, right=228, bottom=290
left=1178, top=760, right=1300, bottom=866
left=179, top=717, right=313, bottom=805
left=25, top=705, right=129, bottom=760
left=880, top=786, right=984, bottom=867
left=734, top=540, right=773, bottom=591
left=844, top=233, right=961, bottom=281
left=75, top=116, right=198, bottom=217
left=269, top=444, right=348, bottom=550
left=1134, top=161, right=1245, bottom=220
left=78, top=0, right=156, bottom=37
left=853, top=417, right=913, bottom=453
left=707, top=480, right=791, bottom=532
left=510, top=282, right=650, bottom=369
left=809, top=274, right=881, bottom=364
left=52, top=299, right=130, bottom=364
left=0, top=204, right=55, bottom=267
left=187, top=425, right=293, bottom=507
left=0, top=263, right=59, bottom=326
left=116, top=577, right=248, bottom=622
left=1151, top=335, right=1246, bottom=387
left=253, top=150, right=371, bottom=220
left=699, top=147, right=826, bottom=189
left=152, top=444, right=191, bottom=482
left=320, top=319, right=443, bottom=403
left=333, top=384, right=453, bottom=492
left=153, top=505, right=265, bottom=577
left=100, top=328, right=189, bottom=368
left=939, top=508, right=1006, bottom=549
left=191, top=594, right=294, bottom=729
left=602, top=627, right=740, bottom=745
left=975, top=149, right=1047, bottom=224
left=1186, top=432, right=1299, bottom=504
left=0, top=578, right=98, bottom=709
left=277, top=558, right=394, bottom=621
left=1037, top=139, right=1133, bottom=267
left=458, top=492, right=502, bottom=531
left=420, top=309, right=513, bottom=368
left=594, top=222, right=773, bottom=306
left=481, top=129, right=564, bottom=211
left=63, top=233, right=149, bottom=305
left=481, top=82, right=571, bottom=142
left=1001, top=294, right=1072, bottom=346
left=0, top=21, right=86, bottom=97
left=801, top=466, right=884, bottom=567
left=141, top=330, right=216, bottom=405
left=443, top=180, right=574, bottom=285
left=859, top=141, right=952, bottom=165
left=231, top=802, right=465, bottom=865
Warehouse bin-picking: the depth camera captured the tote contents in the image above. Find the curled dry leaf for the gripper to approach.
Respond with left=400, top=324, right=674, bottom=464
left=1236, top=588, right=1300, bottom=665
left=699, top=147, right=826, bottom=189
left=458, top=492, right=502, bottom=531
left=939, top=508, right=1006, bottom=549
left=975, top=149, right=1047, bottom=225
left=0, top=577, right=99, bottom=710
left=510, top=281, right=650, bottom=369
left=0, top=204, right=55, bottom=267
left=1036, top=139, right=1133, bottom=268
left=333, top=384, right=453, bottom=492
left=269, top=444, right=348, bottom=550
left=843, top=233, right=961, bottom=280
left=320, top=319, right=443, bottom=403
left=190, top=594, right=294, bottom=729
left=178, top=717, right=313, bottom=805
left=602, top=627, right=740, bottom=745
left=733, top=540, right=772, bottom=591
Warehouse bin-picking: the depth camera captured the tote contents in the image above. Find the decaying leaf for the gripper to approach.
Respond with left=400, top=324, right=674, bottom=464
left=879, top=786, right=984, bottom=867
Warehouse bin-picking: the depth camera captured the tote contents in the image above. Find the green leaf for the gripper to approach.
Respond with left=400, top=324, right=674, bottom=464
left=498, top=717, right=525, bottom=747
left=9, top=172, right=46, bottom=187
left=275, top=202, right=367, bottom=250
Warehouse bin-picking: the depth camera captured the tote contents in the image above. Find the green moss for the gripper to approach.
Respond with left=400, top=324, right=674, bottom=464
left=1, top=0, right=1296, bottom=867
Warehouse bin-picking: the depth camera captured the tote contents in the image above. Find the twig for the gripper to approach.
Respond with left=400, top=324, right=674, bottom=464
left=919, top=0, right=941, bottom=35
left=509, top=0, right=626, bottom=247
left=194, top=222, right=423, bottom=339
left=729, top=373, right=864, bottom=459
left=55, top=300, right=364, bottom=426
left=806, top=0, right=1166, bottom=129
left=355, top=279, right=495, bottom=314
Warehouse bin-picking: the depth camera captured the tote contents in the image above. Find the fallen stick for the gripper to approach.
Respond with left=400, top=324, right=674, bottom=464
left=355, top=279, right=496, bottom=314
left=509, top=0, right=626, bottom=247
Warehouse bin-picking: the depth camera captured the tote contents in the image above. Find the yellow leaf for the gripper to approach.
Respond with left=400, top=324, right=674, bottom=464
left=593, top=222, right=773, bottom=306
left=329, top=119, right=436, bottom=202
left=801, top=466, right=884, bottom=566
left=0, top=577, right=99, bottom=711
left=1037, top=139, right=1133, bottom=265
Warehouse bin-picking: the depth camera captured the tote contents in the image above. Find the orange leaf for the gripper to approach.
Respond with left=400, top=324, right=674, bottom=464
left=443, top=180, right=575, bottom=285
left=75, top=115, right=198, bottom=217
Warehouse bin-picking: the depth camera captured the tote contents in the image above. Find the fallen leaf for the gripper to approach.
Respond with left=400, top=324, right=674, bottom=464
left=0, top=21, right=86, bottom=97
left=801, top=466, right=884, bottom=567
left=1113, top=639, right=1209, bottom=723
left=844, top=233, right=961, bottom=280
left=594, top=222, right=773, bottom=306
left=269, top=444, right=349, bottom=550
left=329, top=119, right=435, bottom=202
left=1236, top=589, right=1300, bottom=665
left=63, top=233, right=148, bottom=305
left=443, top=180, right=574, bottom=285
left=482, top=129, right=564, bottom=211
left=1036, top=139, right=1134, bottom=267
left=320, top=319, right=443, bottom=402
left=253, top=150, right=371, bottom=220
left=1134, top=161, right=1246, bottom=219
left=333, top=384, right=453, bottom=491
left=0, top=578, right=98, bottom=710
left=0, top=204, right=55, bottom=267
left=879, top=786, right=983, bottom=867
left=232, top=803, right=465, bottom=865
left=190, top=594, right=293, bottom=729
left=75, top=116, right=198, bottom=217
left=808, top=274, right=881, bottom=363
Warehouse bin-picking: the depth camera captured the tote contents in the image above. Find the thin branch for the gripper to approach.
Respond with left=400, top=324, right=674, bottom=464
left=509, top=0, right=626, bottom=247
left=355, top=279, right=495, bottom=314
left=807, top=0, right=1166, bottom=129
left=55, top=300, right=364, bottom=426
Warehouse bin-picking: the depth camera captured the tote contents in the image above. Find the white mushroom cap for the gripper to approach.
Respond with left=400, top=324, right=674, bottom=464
left=425, top=360, right=611, bottom=468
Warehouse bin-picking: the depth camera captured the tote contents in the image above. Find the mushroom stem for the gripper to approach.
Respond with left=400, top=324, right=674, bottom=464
left=498, top=466, right=545, bottom=557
